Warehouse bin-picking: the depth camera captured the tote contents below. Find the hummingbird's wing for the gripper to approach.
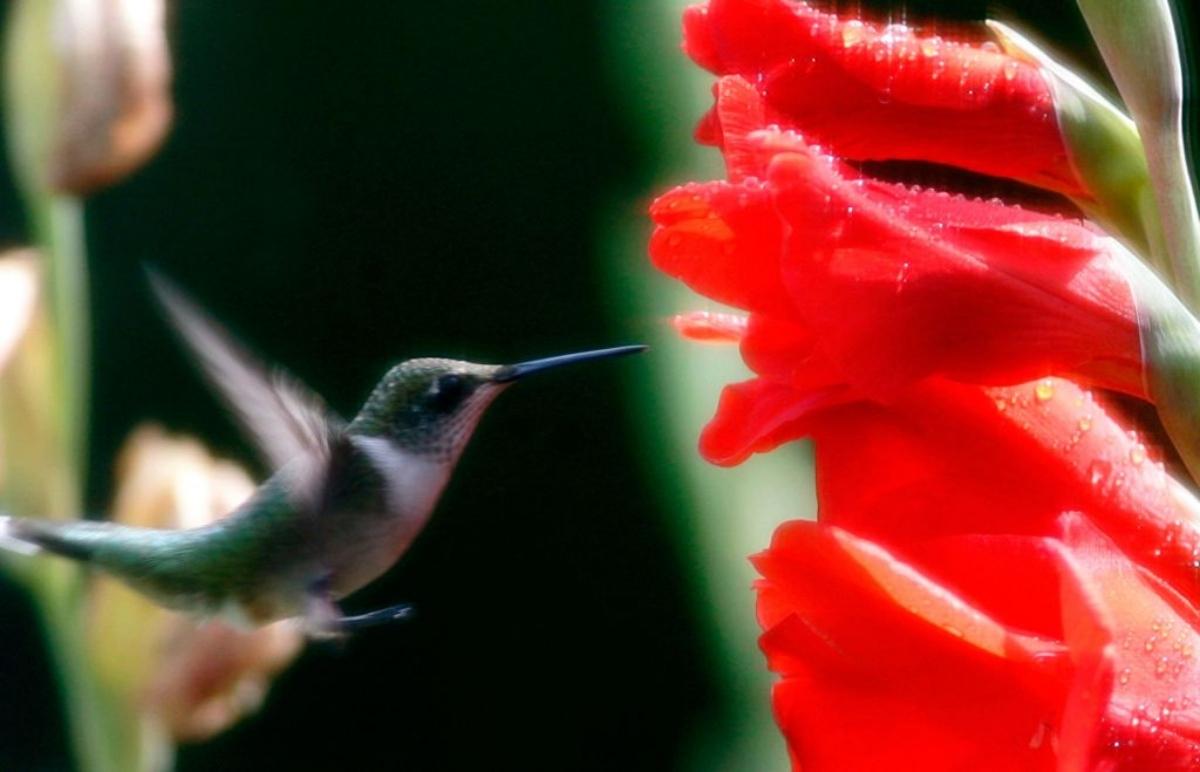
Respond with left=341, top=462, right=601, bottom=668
left=147, top=270, right=345, bottom=476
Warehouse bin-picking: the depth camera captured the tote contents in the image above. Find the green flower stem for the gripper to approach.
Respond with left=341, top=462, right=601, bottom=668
left=34, top=195, right=89, bottom=479
left=3, top=2, right=144, bottom=770
left=1139, top=120, right=1200, bottom=311
left=38, top=564, right=147, bottom=772
left=28, top=196, right=132, bottom=772
left=1076, top=0, right=1200, bottom=312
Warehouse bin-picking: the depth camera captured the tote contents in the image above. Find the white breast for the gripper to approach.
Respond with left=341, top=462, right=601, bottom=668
left=327, top=436, right=452, bottom=595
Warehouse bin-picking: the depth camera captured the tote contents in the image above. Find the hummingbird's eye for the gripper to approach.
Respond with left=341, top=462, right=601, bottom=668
left=429, top=373, right=467, bottom=412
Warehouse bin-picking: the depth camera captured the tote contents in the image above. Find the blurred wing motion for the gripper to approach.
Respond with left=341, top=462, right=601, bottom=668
left=147, top=269, right=344, bottom=477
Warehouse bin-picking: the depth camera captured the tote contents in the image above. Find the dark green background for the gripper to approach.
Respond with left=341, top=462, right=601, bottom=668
left=0, top=1, right=1195, bottom=769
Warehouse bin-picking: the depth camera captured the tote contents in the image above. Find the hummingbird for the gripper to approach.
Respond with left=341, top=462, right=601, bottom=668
left=0, top=274, right=644, bottom=637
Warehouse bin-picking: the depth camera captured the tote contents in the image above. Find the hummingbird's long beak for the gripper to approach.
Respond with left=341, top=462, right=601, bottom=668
left=492, top=344, right=647, bottom=382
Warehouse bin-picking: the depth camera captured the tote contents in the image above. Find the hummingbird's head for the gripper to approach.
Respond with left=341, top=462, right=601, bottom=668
left=350, top=346, right=645, bottom=462
left=351, top=359, right=505, bottom=461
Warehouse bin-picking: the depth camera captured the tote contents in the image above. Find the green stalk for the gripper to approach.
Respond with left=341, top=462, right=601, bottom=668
left=23, top=195, right=88, bottom=481
left=28, top=196, right=124, bottom=772
left=1076, top=0, right=1200, bottom=311
left=2, top=2, right=148, bottom=770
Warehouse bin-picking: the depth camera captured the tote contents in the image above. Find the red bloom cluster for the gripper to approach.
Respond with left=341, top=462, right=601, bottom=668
left=650, top=1, right=1200, bottom=768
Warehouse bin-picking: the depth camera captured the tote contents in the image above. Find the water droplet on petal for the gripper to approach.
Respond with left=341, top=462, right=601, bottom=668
left=842, top=21, right=865, bottom=47
left=1089, top=459, right=1113, bottom=487
left=1035, top=380, right=1054, bottom=402
left=1155, top=656, right=1171, bottom=678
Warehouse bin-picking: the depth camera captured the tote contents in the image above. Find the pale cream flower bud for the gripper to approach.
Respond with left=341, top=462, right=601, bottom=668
left=7, top=0, right=173, bottom=195
left=87, top=426, right=303, bottom=752
left=0, top=250, right=39, bottom=497
left=0, top=250, right=38, bottom=375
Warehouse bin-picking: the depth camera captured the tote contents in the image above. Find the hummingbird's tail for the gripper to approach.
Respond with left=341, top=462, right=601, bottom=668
left=0, top=514, right=231, bottom=615
left=0, top=514, right=102, bottom=560
left=0, top=514, right=41, bottom=556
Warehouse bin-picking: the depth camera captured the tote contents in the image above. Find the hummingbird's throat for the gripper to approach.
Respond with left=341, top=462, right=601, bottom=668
left=396, top=385, right=504, bottom=461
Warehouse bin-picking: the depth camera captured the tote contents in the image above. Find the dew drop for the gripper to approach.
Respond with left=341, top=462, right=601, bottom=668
left=842, top=21, right=865, bottom=47
left=1155, top=656, right=1171, bottom=678
left=1078, top=415, right=1093, bottom=432
left=1089, top=459, right=1113, bottom=488
left=1119, top=667, right=1132, bottom=685
left=1130, top=445, right=1147, bottom=466
left=1034, top=380, right=1054, bottom=402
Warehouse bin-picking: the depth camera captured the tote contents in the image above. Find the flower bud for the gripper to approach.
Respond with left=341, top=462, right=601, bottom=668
left=0, top=250, right=38, bottom=376
left=987, top=21, right=1161, bottom=275
left=0, top=250, right=39, bottom=500
left=6, top=0, right=172, bottom=195
left=0, top=247, right=77, bottom=531
left=87, top=426, right=302, bottom=748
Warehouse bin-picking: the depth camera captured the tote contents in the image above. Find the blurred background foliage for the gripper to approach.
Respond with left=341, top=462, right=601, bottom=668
left=0, top=0, right=1193, bottom=769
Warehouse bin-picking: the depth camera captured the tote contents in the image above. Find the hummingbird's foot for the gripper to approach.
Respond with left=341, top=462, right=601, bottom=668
left=302, top=583, right=417, bottom=639
left=338, top=603, right=417, bottom=633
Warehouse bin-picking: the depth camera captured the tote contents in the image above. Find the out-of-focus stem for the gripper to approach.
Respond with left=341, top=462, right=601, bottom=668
left=33, top=195, right=89, bottom=480
left=29, top=191, right=124, bottom=771
left=3, top=2, right=131, bottom=770
left=40, top=566, right=150, bottom=772
left=601, top=1, right=806, bottom=770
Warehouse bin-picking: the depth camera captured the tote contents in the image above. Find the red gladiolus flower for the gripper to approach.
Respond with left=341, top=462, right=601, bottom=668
left=650, top=0, right=1200, bottom=768
left=683, top=0, right=1086, bottom=196
left=651, top=78, right=1143, bottom=405
left=753, top=381, right=1200, bottom=769
left=757, top=509, right=1200, bottom=771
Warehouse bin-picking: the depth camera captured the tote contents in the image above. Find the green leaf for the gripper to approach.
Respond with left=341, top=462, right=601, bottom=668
left=1075, top=0, right=1200, bottom=313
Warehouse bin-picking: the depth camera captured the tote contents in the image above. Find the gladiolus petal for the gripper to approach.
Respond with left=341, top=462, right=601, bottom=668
left=684, top=0, right=1084, bottom=196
